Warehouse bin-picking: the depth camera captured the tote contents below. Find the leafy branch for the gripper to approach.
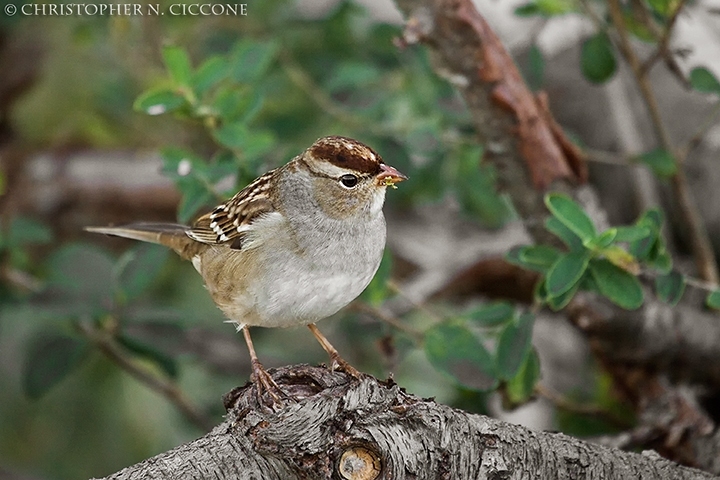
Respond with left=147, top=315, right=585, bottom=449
left=604, top=0, right=719, bottom=285
left=508, top=192, right=720, bottom=311
left=77, top=320, right=214, bottom=432
left=19, top=242, right=215, bottom=432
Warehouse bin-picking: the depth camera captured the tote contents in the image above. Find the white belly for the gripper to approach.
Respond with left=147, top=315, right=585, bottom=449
left=204, top=211, right=386, bottom=328
left=248, top=263, right=376, bottom=328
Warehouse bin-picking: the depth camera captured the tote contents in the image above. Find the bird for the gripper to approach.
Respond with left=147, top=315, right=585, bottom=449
left=86, top=135, right=406, bottom=403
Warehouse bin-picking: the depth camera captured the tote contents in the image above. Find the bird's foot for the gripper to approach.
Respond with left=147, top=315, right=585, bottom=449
left=250, top=359, right=292, bottom=409
left=328, top=353, right=363, bottom=379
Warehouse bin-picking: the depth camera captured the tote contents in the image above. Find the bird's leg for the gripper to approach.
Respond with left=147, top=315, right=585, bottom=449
left=241, top=326, right=286, bottom=406
left=307, top=323, right=362, bottom=378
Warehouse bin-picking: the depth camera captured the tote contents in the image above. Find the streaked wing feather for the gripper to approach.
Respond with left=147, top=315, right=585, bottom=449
left=188, top=169, right=277, bottom=249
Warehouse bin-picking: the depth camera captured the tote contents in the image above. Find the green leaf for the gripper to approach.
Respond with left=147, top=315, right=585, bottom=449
left=505, top=348, right=541, bottom=405
left=192, top=56, right=229, bottom=96
left=706, top=290, right=720, bottom=309
left=213, top=123, right=276, bottom=159
left=496, top=313, right=535, bottom=380
left=581, top=32, right=617, bottom=84
left=630, top=209, right=664, bottom=261
left=603, top=246, right=641, bottom=274
left=629, top=235, right=656, bottom=262
left=586, top=229, right=617, bottom=250
left=211, top=86, right=265, bottom=124
left=204, top=157, right=241, bottom=185
left=467, top=302, right=515, bottom=327
left=579, top=273, right=601, bottom=294
left=634, top=148, right=677, bottom=178
left=533, top=278, right=548, bottom=303
left=514, top=3, right=540, bottom=16
left=4, top=217, right=53, bottom=248
left=23, top=334, right=88, bottom=398
left=161, top=146, right=207, bottom=175
left=624, top=12, right=656, bottom=42
left=116, top=244, right=169, bottom=303
left=454, top=148, right=511, bottom=228
left=648, top=249, right=672, bottom=274
left=515, top=0, right=575, bottom=16
left=212, top=122, right=251, bottom=150
left=239, top=130, right=276, bottom=160
left=536, top=0, right=576, bottom=15
left=614, top=225, right=652, bottom=242
left=506, top=246, right=526, bottom=267
left=630, top=217, right=672, bottom=273
left=117, top=334, right=178, bottom=378
left=506, top=245, right=561, bottom=273
left=546, top=251, right=590, bottom=297
left=545, top=216, right=583, bottom=251
left=45, top=244, right=116, bottom=315
left=134, top=89, right=186, bottom=116
left=326, top=62, right=381, bottom=92
left=545, top=193, right=596, bottom=242
left=589, top=259, right=644, bottom=309
left=424, top=323, right=498, bottom=391
left=646, top=0, right=672, bottom=16
left=654, top=271, right=685, bottom=306
left=547, top=280, right=579, bottom=311
left=634, top=239, right=672, bottom=274
left=236, top=90, right=265, bottom=125
left=521, top=245, right=561, bottom=270
left=229, top=39, right=278, bottom=84
left=361, top=250, right=392, bottom=306
left=527, top=44, right=545, bottom=91
left=689, top=67, right=720, bottom=95
left=177, top=180, right=215, bottom=223
left=162, top=45, right=193, bottom=87
left=640, top=208, right=664, bottom=231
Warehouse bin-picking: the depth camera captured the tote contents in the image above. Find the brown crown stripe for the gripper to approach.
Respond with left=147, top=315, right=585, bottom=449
left=309, top=136, right=383, bottom=176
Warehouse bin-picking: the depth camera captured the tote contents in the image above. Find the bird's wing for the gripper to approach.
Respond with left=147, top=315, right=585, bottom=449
left=188, top=169, right=277, bottom=250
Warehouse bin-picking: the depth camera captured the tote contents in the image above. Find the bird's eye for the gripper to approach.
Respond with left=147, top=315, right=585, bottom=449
left=339, top=174, right=358, bottom=189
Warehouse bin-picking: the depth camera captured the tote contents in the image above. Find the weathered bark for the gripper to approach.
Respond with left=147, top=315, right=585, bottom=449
left=395, top=0, right=586, bottom=247
left=93, top=365, right=714, bottom=479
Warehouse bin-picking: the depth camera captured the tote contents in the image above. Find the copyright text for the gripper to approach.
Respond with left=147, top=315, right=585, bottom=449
left=4, top=3, right=248, bottom=16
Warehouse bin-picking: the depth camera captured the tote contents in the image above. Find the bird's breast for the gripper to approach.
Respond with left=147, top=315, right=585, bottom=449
left=246, top=213, right=386, bottom=327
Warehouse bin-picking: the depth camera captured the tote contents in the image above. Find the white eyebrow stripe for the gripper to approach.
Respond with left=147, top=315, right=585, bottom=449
left=312, top=162, right=369, bottom=179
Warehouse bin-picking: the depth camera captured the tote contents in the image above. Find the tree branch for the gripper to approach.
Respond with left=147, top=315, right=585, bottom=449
left=94, top=366, right=713, bottom=479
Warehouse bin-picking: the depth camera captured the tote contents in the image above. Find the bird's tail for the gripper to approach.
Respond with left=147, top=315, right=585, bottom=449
left=85, top=223, right=199, bottom=259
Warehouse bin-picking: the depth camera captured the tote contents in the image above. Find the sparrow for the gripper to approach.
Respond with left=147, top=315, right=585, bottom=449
left=87, top=136, right=406, bottom=403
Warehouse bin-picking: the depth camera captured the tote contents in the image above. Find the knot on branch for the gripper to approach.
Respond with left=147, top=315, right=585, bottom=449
left=222, top=364, right=420, bottom=478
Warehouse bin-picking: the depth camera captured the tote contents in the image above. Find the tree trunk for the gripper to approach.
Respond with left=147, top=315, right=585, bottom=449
left=94, top=365, right=714, bottom=479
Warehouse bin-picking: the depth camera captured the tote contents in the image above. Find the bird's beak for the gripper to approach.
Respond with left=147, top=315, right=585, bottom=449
left=376, top=164, right=408, bottom=188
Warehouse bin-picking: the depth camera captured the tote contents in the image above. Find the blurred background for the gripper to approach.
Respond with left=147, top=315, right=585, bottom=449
left=1, top=0, right=720, bottom=478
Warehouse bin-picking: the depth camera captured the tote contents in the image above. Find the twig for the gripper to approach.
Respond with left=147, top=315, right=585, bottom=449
left=577, top=0, right=606, bottom=32
left=607, top=0, right=719, bottom=285
left=280, top=55, right=388, bottom=137
left=536, top=383, right=631, bottom=429
left=683, top=275, right=720, bottom=293
left=387, top=279, right=445, bottom=322
left=639, top=0, right=689, bottom=82
left=584, top=148, right=631, bottom=166
left=678, top=101, right=720, bottom=159
left=607, top=1, right=671, bottom=147
left=1, top=266, right=43, bottom=293
left=77, top=320, right=215, bottom=432
left=351, top=302, right=424, bottom=342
